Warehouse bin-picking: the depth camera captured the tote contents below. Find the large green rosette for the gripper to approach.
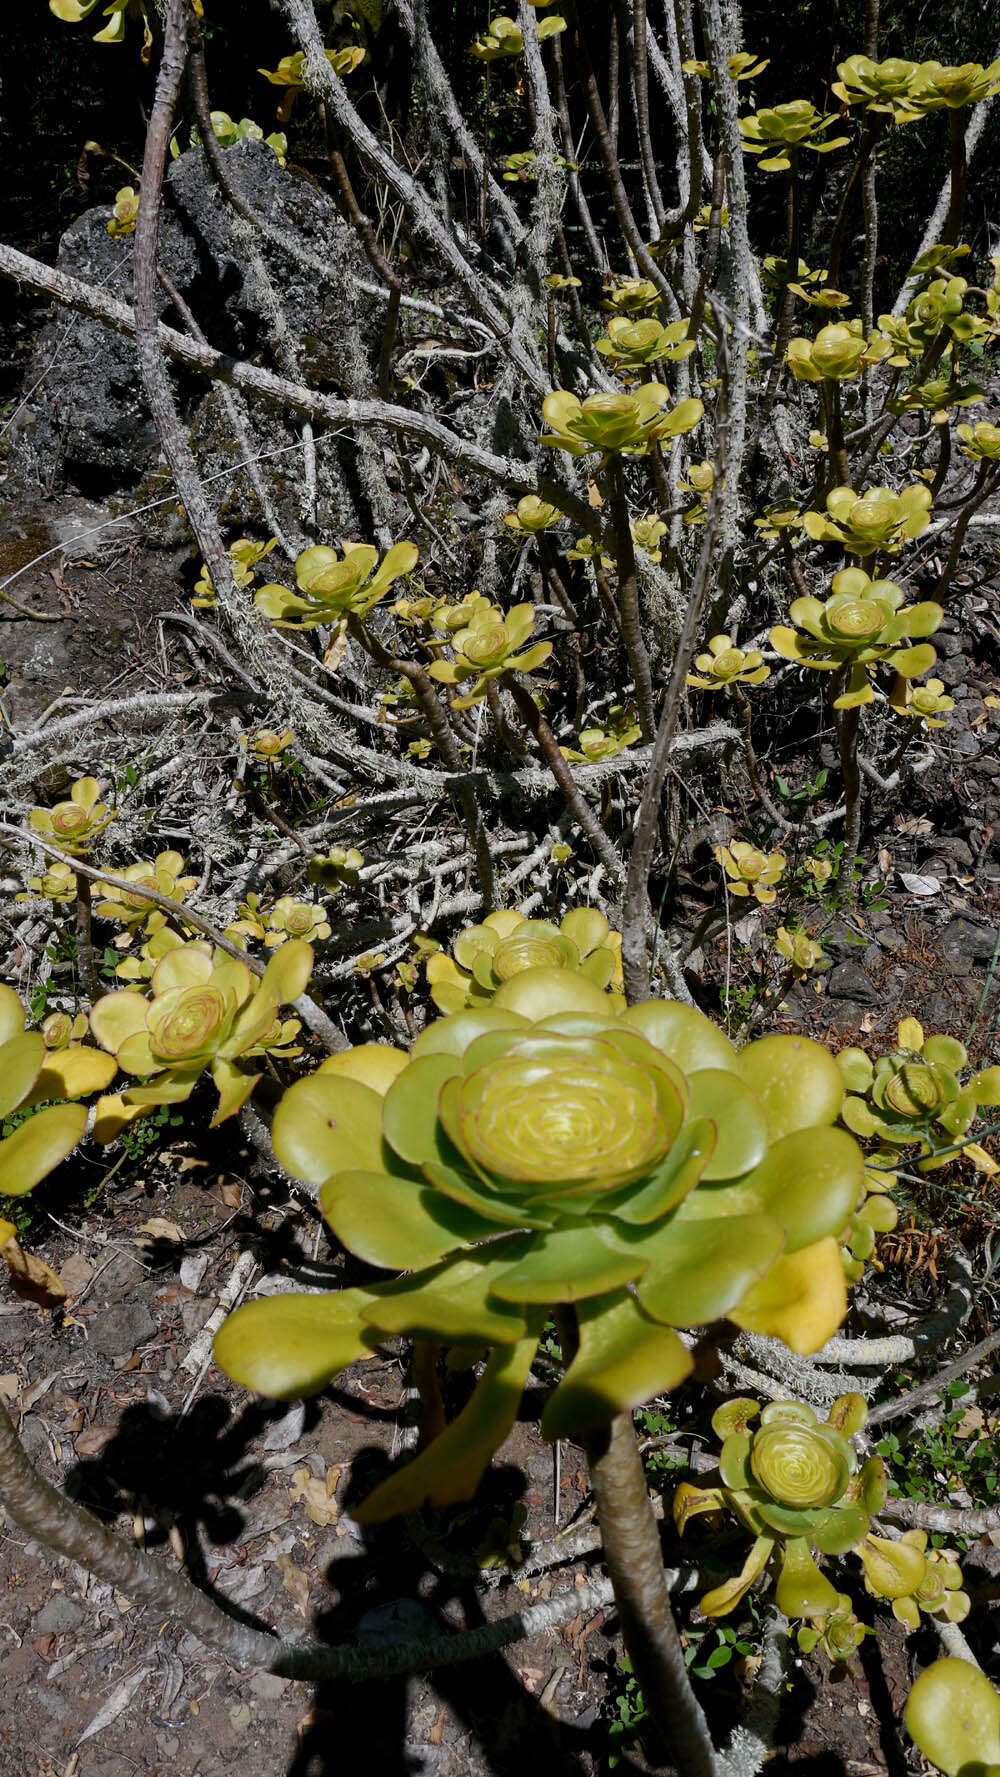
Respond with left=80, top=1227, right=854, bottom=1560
left=216, top=971, right=864, bottom=1515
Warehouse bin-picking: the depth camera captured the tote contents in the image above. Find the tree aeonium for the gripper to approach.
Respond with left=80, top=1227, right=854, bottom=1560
left=214, top=969, right=865, bottom=1524
left=770, top=569, right=942, bottom=707
left=89, top=939, right=312, bottom=1130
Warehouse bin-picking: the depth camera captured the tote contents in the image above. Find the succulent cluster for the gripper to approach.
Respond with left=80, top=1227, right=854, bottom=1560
left=503, top=496, right=563, bottom=536
left=469, top=14, right=565, bottom=59
left=255, top=540, right=418, bottom=630
left=90, top=939, right=311, bottom=1131
left=675, top=1395, right=875, bottom=1621
left=192, top=535, right=278, bottom=608
left=739, top=102, right=849, bottom=171
left=93, top=852, right=197, bottom=926
left=801, top=484, right=933, bottom=555
left=539, top=386, right=702, bottom=457
left=228, top=893, right=332, bottom=948
left=675, top=1394, right=966, bottom=1648
left=770, top=570, right=942, bottom=707
left=425, top=907, right=623, bottom=1013
left=561, top=707, right=642, bottom=762
left=257, top=46, right=366, bottom=86
left=29, top=776, right=114, bottom=855
left=687, top=635, right=770, bottom=690
left=957, top=418, right=1000, bottom=460
left=106, top=185, right=139, bottom=237
left=425, top=599, right=552, bottom=709
left=595, top=317, right=695, bottom=371
left=785, top=322, right=891, bottom=382
left=715, top=842, right=787, bottom=903
left=837, top=1018, right=1000, bottom=1164
left=774, top=926, right=831, bottom=978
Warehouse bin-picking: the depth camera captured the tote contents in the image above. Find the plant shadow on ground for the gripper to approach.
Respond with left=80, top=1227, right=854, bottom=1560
left=291, top=1449, right=646, bottom=1777
left=63, top=1393, right=651, bottom=1775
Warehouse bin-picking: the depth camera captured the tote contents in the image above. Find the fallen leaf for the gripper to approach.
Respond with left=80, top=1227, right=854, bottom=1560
left=290, top=1465, right=340, bottom=1527
left=0, top=1375, right=19, bottom=1404
left=135, top=1218, right=184, bottom=1244
left=899, top=872, right=941, bottom=898
left=275, top=1553, right=310, bottom=1616
left=76, top=1666, right=152, bottom=1745
left=179, top=1253, right=209, bottom=1293
left=218, top=1179, right=242, bottom=1208
left=323, top=622, right=349, bottom=671
left=3, top=1241, right=67, bottom=1310
left=955, top=1406, right=986, bottom=1439
left=75, top=1426, right=116, bottom=1458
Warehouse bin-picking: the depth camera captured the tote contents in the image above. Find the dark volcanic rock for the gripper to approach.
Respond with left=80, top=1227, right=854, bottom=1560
left=11, top=139, right=362, bottom=498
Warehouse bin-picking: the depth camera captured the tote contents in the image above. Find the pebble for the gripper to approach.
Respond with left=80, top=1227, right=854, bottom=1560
left=87, top=1303, right=157, bottom=1357
left=33, top=1594, right=85, bottom=1635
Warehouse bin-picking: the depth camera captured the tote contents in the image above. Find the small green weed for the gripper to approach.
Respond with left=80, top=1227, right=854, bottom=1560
left=119, top=1103, right=185, bottom=1161
left=876, top=1381, right=1000, bottom=1539
left=606, top=1654, right=650, bottom=1769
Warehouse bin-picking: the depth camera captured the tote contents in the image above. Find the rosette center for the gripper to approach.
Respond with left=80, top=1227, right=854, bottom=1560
left=750, top=1424, right=846, bottom=1508
left=457, top=1054, right=670, bottom=1186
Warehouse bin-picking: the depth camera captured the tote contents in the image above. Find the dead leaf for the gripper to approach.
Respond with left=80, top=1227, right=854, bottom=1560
left=290, top=1465, right=340, bottom=1527
left=179, top=1253, right=209, bottom=1293
left=21, top=1371, right=59, bottom=1411
left=75, top=1426, right=116, bottom=1458
left=586, top=481, right=604, bottom=508
left=3, top=1240, right=67, bottom=1310
left=899, top=872, right=941, bottom=898
left=59, top=1255, right=94, bottom=1298
left=0, top=1375, right=19, bottom=1405
left=135, top=1218, right=184, bottom=1244
left=955, top=1406, right=986, bottom=1439
left=275, top=1553, right=310, bottom=1616
left=76, top=1666, right=152, bottom=1745
left=322, top=622, right=349, bottom=671
left=218, top=1179, right=242, bottom=1208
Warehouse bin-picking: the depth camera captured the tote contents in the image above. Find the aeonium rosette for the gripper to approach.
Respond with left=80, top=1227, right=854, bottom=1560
left=425, top=906, right=623, bottom=1013
left=674, top=1393, right=886, bottom=1631
left=214, top=968, right=865, bottom=1524
left=770, top=568, right=942, bottom=708
left=89, top=938, right=312, bottom=1133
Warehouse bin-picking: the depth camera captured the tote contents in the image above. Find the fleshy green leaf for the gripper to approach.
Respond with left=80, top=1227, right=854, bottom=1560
left=685, top=1069, right=769, bottom=1179
left=905, top=1658, right=1000, bottom=1777
left=213, top=1288, right=383, bottom=1397
left=361, top=1251, right=530, bottom=1343
left=699, top=1536, right=775, bottom=1617
left=0, top=1103, right=88, bottom=1195
left=0, top=1032, right=45, bottom=1120
left=729, top=1237, right=848, bottom=1353
left=631, top=1213, right=786, bottom=1327
left=488, top=1224, right=648, bottom=1303
left=776, top=1537, right=841, bottom=1618
left=320, top=1171, right=501, bottom=1269
left=353, top=1333, right=541, bottom=1524
left=737, top=1034, right=845, bottom=1137
left=620, top=1002, right=740, bottom=1073
left=382, top=1053, right=461, bottom=1166
left=271, top=1073, right=387, bottom=1186
left=540, top=1289, right=692, bottom=1439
